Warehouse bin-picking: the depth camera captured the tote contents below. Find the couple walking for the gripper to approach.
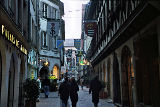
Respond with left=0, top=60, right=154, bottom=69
left=59, top=76, right=79, bottom=107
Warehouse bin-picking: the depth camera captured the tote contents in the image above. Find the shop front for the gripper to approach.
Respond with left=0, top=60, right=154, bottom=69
left=0, top=9, right=29, bottom=107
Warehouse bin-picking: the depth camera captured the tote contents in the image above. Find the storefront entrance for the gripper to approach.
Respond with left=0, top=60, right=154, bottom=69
left=121, top=46, right=134, bottom=107
left=107, top=58, right=111, bottom=98
left=18, top=61, right=25, bottom=107
left=113, top=53, right=121, bottom=104
left=134, top=29, right=160, bottom=107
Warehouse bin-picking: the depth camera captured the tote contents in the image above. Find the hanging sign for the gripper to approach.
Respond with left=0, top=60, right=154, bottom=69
left=84, top=22, right=97, bottom=37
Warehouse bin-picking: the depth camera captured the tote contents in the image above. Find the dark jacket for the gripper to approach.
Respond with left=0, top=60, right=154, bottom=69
left=42, top=78, right=50, bottom=86
left=89, top=77, right=102, bottom=104
left=70, top=80, right=79, bottom=103
left=59, top=81, right=70, bottom=103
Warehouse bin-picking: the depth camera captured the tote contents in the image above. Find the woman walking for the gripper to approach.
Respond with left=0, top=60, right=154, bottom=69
left=70, top=76, right=79, bottom=107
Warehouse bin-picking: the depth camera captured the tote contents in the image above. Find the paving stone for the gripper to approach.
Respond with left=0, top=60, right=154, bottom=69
left=37, top=86, right=116, bottom=107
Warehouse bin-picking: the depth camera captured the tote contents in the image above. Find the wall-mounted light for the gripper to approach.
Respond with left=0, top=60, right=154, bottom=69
left=44, top=61, right=49, bottom=66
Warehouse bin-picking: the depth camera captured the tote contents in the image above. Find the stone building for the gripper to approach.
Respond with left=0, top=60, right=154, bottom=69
left=27, top=0, right=39, bottom=79
left=38, top=0, right=64, bottom=79
left=0, top=0, right=30, bottom=106
left=85, top=0, right=160, bottom=107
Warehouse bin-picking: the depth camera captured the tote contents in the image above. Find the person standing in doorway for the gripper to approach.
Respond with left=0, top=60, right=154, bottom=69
left=59, top=77, right=70, bottom=107
left=89, top=75, right=102, bottom=107
left=70, top=76, right=79, bottom=107
left=42, top=76, right=50, bottom=98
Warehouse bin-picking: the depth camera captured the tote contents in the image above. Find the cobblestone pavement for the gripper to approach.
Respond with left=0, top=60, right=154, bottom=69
left=37, top=86, right=116, bottom=107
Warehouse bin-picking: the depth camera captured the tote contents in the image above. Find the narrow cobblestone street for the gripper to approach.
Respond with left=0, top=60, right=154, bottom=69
left=37, top=86, right=116, bottom=107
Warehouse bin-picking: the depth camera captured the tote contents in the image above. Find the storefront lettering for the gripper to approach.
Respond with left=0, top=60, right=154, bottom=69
left=1, top=25, right=27, bottom=55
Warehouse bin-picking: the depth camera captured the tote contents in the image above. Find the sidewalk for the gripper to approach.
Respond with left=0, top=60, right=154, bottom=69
left=37, top=86, right=116, bottom=107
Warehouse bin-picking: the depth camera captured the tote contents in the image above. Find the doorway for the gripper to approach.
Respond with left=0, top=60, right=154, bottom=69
left=113, top=53, right=121, bottom=104
left=18, top=61, right=25, bottom=107
left=107, top=58, right=111, bottom=98
left=7, top=55, right=15, bottom=107
left=134, top=29, right=160, bottom=107
left=121, top=46, right=134, bottom=107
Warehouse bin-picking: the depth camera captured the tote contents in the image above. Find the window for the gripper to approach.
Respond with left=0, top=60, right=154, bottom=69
left=42, top=31, right=48, bottom=49
left=31, top=0, right=36, bottom=11
left=8, top=0, right=16, bottom=18
left=43, top=3, right=47, bottom=17
left=18, top=0, right=22, bottom=28
left=55, top=9, right=57, bottom=19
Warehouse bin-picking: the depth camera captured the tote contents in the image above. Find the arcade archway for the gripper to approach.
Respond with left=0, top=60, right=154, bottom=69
left=8, top=55, right=16, bottom=107
left=113, top=53, right=121, bottom=104
left=18, top=60, right=25, bottom=107
left=107, top=58, right=111, bottom=98
left=121, top=46, right=134, bottom=107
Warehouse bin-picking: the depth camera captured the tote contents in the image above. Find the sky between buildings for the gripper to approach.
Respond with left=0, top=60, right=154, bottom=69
left=60, top=0, right=89, bottom=39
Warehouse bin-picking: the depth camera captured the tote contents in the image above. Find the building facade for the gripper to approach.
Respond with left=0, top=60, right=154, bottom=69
left=27, top=0, right=39, bottom=79
left=85, top=0, right=160, bottom=107
left=38, top=0, right=64, bottom=80
left=0, top=0, right=29, bottom=106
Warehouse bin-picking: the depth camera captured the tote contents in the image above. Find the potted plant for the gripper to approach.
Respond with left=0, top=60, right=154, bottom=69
left=24, top=78, right=40, bottom=107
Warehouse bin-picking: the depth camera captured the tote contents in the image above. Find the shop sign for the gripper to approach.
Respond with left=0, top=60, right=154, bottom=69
left=1, top=25, right=27, bottom=55
left=84, top=22, right=97, bottom=37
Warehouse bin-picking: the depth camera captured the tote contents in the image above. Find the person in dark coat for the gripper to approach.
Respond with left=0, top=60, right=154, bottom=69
left=59, top=77, right=70, bottom=107
left=42, top=76, right=50, bottom=98
left=89, top=75, right=102, bottom=107
left=70, top=77, right=79, bottom=107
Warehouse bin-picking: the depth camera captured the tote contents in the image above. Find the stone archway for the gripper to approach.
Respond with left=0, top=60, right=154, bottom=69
left=121, top=46, right=134, bottom=107
left=107, top=58, right=111, bottom=98
left=113, top=52, right=121, bottom=104
left=18, top=59, right=25, bottom=107
left=134, top=30, right=160, bottom=106
left=0, top=51, right=2, bottom=100
left=103, top=62, right=106, bottom=82
left=8, top=55, right=16, bottom=107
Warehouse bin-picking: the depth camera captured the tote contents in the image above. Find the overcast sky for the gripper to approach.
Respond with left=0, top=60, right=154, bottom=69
left=60, top=0, right=89, bottom=39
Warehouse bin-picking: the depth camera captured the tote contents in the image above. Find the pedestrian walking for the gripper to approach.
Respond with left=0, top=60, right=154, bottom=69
left=42, top=76, right=50, bottom=98
left=70, top=76, right=79, bottom=107
left=80, top=78, right=84, bottom=90
left=89, top=75, right=102, bottom=107
left=59, top=77, right=70, bottom=107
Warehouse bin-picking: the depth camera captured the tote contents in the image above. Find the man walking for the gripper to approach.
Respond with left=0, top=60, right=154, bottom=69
left=89, top=75, right=102, bottom=107
left=70, top=76, right=79, bottom=107
left=42, top=76, right=50, bottom=98
left=59, top=77, right=70, bottom=107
